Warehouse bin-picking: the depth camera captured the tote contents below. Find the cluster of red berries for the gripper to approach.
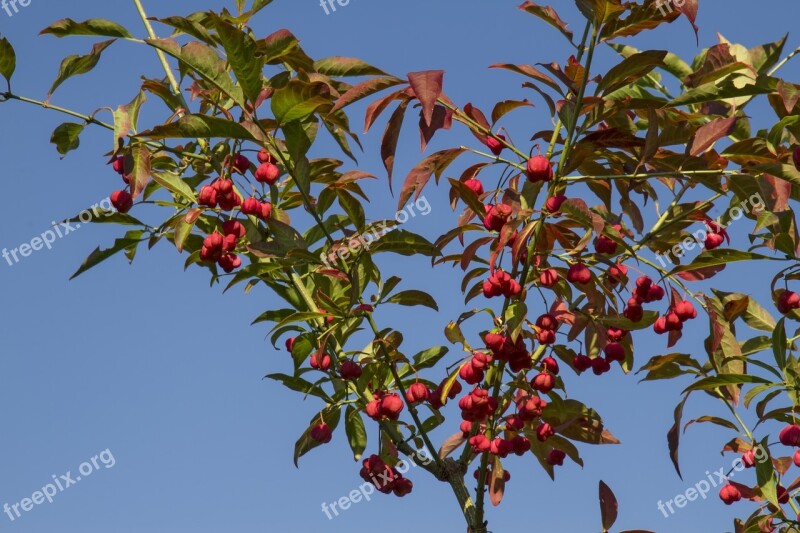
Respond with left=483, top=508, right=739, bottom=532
left=482, top=270, right=522, bottom=299
left=200, top=220, right=246, bottom=272
left=109, top=156, right=134, bottom=213
left=653, top=299, right=697, bottom=334
left=483, top=203, right=512, bottom=232
left=459, top=388, right=499, bottom=423
left=366, top=392, right=404, bottom=421
left=310, top=352, right=332, bottom=371
left=428, top=379, right=462, bottom=409
left=254, top=149, right=281, bottom=185
left=485, top=332, right=532, bottom=373
left=623, top=276, right=665, bottom=323
left=405, top=382, right=430, bottom=404
left=594, top=225, right=622, bottom=255
left=359, top=455, right=413, bottom=497
left=570, top=327, right=628, bottom=376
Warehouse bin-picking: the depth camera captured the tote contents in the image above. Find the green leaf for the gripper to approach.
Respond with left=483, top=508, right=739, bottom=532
left=669, top=250, right=779, bottom=275
left=271, top=79, right=332, bottom=124
left=48, top=40, right=115, bottom=96
left=137, top=114, right=257, bottom=141
left=0, top=36, right=16, bottom=83
left=411, top=346, right=449, bottom=372
left=742, top=298, right=776, bottom=332
left=754, top=437, right=778, bottom=507
left=668, top=75, right=778, bottom=107
left=596, top=50, right=667, bottom=95
left=772, top=317, right=787, bottom=370
left=50, top=122, right=85, bottom=155
left=668, top=394, right=689, bottom=479
left=683, top=374, right=771, bottom=394
left=314, top=57, right=388, bottom=77
left=265, top=373, right=331, bottom=402
left=151, top=170, right=197, bottom=203
left=40, top=18, right=132, bottom=38
left=344, top=406, right=367, bottom=461
left=370, top=229, right=439, bottom=257
left=70, top=232, right=144, bottom=279
left=210, top=14, right=263, bottom=105
left=385, top=290, right=438, bottom=311
left=145, top=38, right=245, bottom=108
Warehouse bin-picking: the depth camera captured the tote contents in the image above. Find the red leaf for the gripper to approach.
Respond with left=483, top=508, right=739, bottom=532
left=689, top=116, right=738, bottom=156
left=364, top=89, right=406, bottom=133
left=676, top=0, right=699, bottom=43
left=599, top=481, right=618, bottom=531
left=380, top=100, right=410, bottom=192
left=397, top=148, right=465, bottom=210
left=407, top=70, right=444, bottom=127
left=675, top=264, right=726, bottom=281
left=331, top=76, right=405, bottom=113
left=419, top=104, right=453, bottom=151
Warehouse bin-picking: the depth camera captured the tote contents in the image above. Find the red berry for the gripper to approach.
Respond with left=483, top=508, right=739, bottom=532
left=198, top=185, right=218, bottom=207
left=487, top=134, right=506, bottom=156
left=255, top=162, right=280, bottom=185
left=111, top=156, right=125, bottom=175
left=365, top=399, right=382, bottom=420
left=607, top=263, right=628, bottom=285
left=778, top=290, right=800, bottom=314
left=777, top=485, right=790, bottom=504
left=719, top=484, right=741, bottom=505
left=222, top=220, right=246, bottom=239
left=624, top=303, right=644, bottom=323
left=539, top=268, right=559, bottom=288
left=526, top=155, right=553, bottom=182
left=705, top=232, right=725, bottom=250
left=405, top=382, right=430, bottom=404
left=653, top=316, right=667, bottom=335
left=604, top=342, right=625, bottom=363
left=741, top=450, right=756, bottom=468
left=241, top=197, right=260, bottom=216
left=531, top=372, right=556, bottom=393
left=469, top=434, right=491, bottom=453
left=794, top=449, right=800, bottom=468
left=541, top=356, right=559, bottom=375
left=674, top=300, right=697, bottom=322
left=591, top=357, right=611, bottom=375
left=257, top=148, right=274, bottom=164
left=573, top=355, right=592, bottom=373
left=546, top=448, right=566, bottom=466
left=339, top=360, right=362, bottom=380
left=285, top=337, right=295, bottom=352
left=511, top=435, right=531, bottom=456
left=232, top=154, right=250, bottom=174
left=310, top=353, right=332, bottom=371
left=536, top=422, right=554, bottom=442
left=464, top=178, right=484, bottom=196
left=218, top=253, right=241, bottom=273
left=780, top=424, right=800, bottom=446
left=490, top=437, right=513, bottom=458
left=459, top=362, right=485, bottom=385
left=567, top=263, right=592, bottom=285
left=606, top=327, right=627, bottom=342
left=544, top=195, right=566, bottom=214
left=594, top=235, right=618, bottom=255
left=536, top=313, right=558, bottom=331
left=310, top=423, right=332, bottom=443
left=380, top=393, right=404, bottom=420
left=110, top=190, right=133, bottom=213
left=393, top=477, right=413, bottom=497
left=483, top=204, right=512, bottom=232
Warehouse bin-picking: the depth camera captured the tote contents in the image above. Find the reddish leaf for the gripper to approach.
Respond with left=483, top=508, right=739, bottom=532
left=689, top=116, right=738, bottom=156
left=491, top=99, right=534, bottom=124
left=490, top=63, right=563, bottom=94
left=419, top=104, right=453, bottom=151
left=397, top=148, right=465, bottom=210
left=331, top=76, right=405, bottom=113
left=675, top=264, right=726, bottom=281
left=676, top=0, right=699, bottom=42
left=489, top=458, right=505, bottom=507
left=381, top=100, right=410, bottom=192
left=407, top=70, right=444, bottom=127
left=599, top=481, right=618, bottom=531
left=364, top=89, right=406, bottom=133
left=517, top=2, right=574, bottom=42
left=438, top=432, right=466, bottom=459
left=668, top=394, right=689, bottom=479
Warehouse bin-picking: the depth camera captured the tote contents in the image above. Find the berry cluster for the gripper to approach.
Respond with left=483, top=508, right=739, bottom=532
left=359, top=455, right=413, bottom=497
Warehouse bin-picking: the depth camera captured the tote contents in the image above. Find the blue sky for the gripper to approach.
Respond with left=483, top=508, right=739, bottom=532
left=1, top=1, right=799, bottom=531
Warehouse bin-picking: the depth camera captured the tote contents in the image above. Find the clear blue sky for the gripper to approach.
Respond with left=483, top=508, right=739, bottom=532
left=1, top=1, right=799, bottom=531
